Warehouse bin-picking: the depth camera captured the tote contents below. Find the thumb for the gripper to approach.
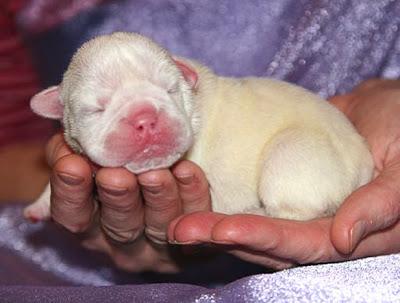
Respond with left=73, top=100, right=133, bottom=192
left=331, top=166, right=400, bottom=254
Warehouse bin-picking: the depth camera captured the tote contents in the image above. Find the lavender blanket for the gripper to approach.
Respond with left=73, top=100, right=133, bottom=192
left=0, top=205, right=400, bottom=302
left=5, top=0, right=400, bottom=301
left=1, top=204, right=400, bottom=302
left=1, top=254, right=400, bottom=302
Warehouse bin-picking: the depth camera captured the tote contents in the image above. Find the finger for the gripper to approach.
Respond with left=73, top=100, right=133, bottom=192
left=51, top=154, right=96, bottom=233
left=211, top=215, right=336, bottom=264
left=172, top=160, right=211, bottom=213
left=80, top=224, right=112, bottom=254
left=168, top=211, right=227, bottom=244
left=214, top=215, right=353, bottom=264
left=350, top=219, right=400, bottom=258
left=331, top=163, right=400, bottom=254
left=45, top=133, right=73, bottom=167
left=170, top=212, right=341, bottom=264
left=96, top=167, right=144, bottom=243
left=171, top=212, right=400, bottom=266
left=210, top=214, right=400, bottom=262
left=138, top=169, right=182, bottom=244
left=111, top=237, right=181, bottom=273
left=169, top=212, right=296, bottom=269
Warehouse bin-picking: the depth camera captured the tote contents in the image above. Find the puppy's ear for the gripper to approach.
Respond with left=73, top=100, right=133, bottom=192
left=173, top=58, right=198, bottom=90
left=30, top=86, right=64, bottom=119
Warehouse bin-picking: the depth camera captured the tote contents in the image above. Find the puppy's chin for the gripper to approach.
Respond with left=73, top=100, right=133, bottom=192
left=124, top=152, right=184, bottom=174
left=86, top=130, right=194, bottom=173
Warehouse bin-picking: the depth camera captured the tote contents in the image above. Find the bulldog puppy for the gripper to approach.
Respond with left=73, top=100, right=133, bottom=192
left=24, top=32, right=374, bottom=222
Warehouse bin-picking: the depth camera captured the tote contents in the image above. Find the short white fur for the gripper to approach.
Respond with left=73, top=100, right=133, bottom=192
left=25, top=32, right=374, bottom=222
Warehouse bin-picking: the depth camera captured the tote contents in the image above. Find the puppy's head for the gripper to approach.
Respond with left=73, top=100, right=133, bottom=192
left=31, top=32, right=199, bottom=173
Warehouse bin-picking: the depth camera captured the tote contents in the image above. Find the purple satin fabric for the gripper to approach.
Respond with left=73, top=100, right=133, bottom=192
left=3, top=0, right=400, bottom=301
left=0, top=205, right=265, bottom=288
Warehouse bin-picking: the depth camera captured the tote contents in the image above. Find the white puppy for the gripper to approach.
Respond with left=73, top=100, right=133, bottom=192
left=25, top=32, right=374, bottom=222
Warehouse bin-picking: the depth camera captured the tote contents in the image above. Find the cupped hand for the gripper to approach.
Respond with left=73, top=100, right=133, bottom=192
left=168, top=79, right=400, bottom=269
left=46, top=133, right=211, bottom=272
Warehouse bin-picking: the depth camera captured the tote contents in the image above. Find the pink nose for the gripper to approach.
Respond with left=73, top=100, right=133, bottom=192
left=133, top=112, right=157, bottom=132
left=126, top=105, right=159, bottom=141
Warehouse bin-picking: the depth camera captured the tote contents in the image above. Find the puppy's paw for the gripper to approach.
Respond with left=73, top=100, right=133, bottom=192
left=23, top=200, right=51, bottom=223
left=23, top=183, right=51, bottom=222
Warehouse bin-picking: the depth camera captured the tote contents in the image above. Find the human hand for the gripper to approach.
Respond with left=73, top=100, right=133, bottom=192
left=330, top=79, right=400, bottom=253
left=45, top=133, right=211, bottom=272
left=168, top=79, right=400, bottom=269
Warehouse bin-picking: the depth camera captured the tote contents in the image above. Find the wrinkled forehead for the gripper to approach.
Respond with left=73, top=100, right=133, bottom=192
left=66, top=35, right=179, bottom=91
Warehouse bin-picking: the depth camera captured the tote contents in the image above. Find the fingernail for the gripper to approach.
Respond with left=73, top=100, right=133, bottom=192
left=57, top=173, right=84, bottom=186
left=176, top=174, right=193, bottom=185
left=349, top=221, right=366, bottom=253
left=98, top=185, right=128, bottom=196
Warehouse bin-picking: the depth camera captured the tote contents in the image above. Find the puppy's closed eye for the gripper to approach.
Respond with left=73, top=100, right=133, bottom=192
left=86, top=98, right=110, bottom=114
left=97, top=98, right=110, bottom=108
left=81, top=105, right=105, bottom=115
left=167, top=84, right=179, bottom=95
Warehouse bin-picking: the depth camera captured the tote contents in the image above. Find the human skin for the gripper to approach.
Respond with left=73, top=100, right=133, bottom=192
left=46, top=79, right=400, bottom=271
left=45, top=136, right=211, bottom=272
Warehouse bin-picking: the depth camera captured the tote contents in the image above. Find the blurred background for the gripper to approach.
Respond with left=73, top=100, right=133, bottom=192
left=0, top=0, right=54, bottom=202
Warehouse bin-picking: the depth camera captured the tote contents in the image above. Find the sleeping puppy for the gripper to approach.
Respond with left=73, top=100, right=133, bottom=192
left=24, top=32, right=374, bottom=222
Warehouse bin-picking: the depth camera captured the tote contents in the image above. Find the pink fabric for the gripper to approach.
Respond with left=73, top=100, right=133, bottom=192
left=0, top=0, right=54, bottom=146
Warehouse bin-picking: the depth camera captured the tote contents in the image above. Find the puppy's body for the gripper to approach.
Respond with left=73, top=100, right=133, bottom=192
left=25, top=32, right=374, bottom=221
left=186, top=72, right=372, bottom=218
